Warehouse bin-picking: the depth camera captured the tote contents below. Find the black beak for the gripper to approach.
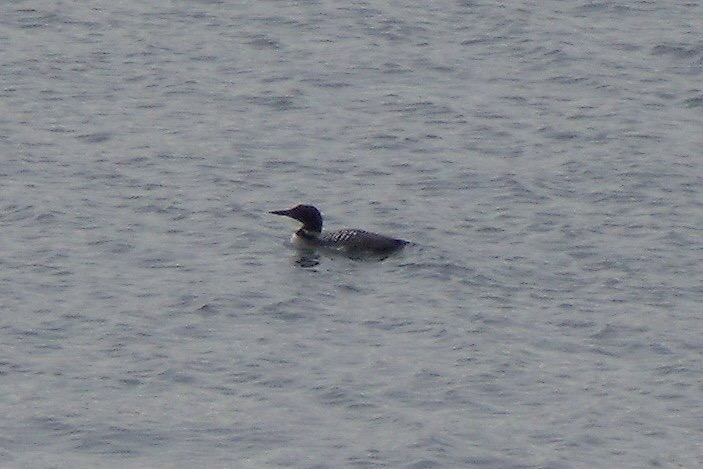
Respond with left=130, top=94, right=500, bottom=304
left=270, top=209, right=292, bottom=217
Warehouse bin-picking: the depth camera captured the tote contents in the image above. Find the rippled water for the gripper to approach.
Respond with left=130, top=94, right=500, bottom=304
left=2, top=1, right=702, bottom=467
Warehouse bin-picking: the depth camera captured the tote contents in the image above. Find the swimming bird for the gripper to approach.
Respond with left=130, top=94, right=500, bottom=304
left=270, top=204, right=408, bottom=255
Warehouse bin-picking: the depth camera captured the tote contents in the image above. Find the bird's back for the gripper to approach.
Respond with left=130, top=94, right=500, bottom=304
left=319, top=228, right=408, bottom=254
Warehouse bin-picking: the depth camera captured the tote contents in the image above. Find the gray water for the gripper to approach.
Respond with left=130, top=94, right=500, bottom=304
left=2, top=1, right=702, bottom=467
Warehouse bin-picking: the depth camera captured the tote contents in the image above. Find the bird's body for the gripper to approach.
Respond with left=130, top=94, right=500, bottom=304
left=270, top=204, right=408, bottom=255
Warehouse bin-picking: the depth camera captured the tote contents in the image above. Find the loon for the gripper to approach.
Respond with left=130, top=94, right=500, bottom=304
left=270, top=204, right=409, bottom=255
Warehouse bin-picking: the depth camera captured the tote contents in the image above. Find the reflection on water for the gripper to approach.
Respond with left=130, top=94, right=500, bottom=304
left=295, top=253, right=321, bottom=268
left=290, top=248, right=407, bottom=267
